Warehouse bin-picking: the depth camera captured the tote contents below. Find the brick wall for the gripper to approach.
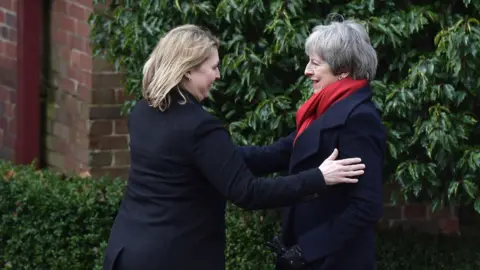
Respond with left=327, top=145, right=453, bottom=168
left=46, top=0, right=129, bottom=178
left=0, top=0, right=17, bottom=160
left=379, top=183, right=459, bottom=234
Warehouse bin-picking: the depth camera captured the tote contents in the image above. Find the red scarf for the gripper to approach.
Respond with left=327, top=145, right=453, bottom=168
left=294, top=78, right=367, bottom=143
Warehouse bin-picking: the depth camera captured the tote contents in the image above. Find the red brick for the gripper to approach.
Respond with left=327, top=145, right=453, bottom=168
left=77, top=100, right=89, bottom=120
left=59, top=14, right=76, bottom=33
left=440, top=218, right=459, bottom=234
left=1, top=26, right=14, bottom=43
left=0, top=0, right=13, bottom=10
left=116, top=89, right=133, bottom=104
left=89, top=135, right=128, bottom=150
left=403, top=204, right=426, bottom=219
left=0, top=117, right=7, bottom=129
left=90, top=151, right=112, bottom=167
left=92, top=57, right=115, bottom=72
left=72, top=35, right=89, bottom=53
left=65, top=94, right=78, bottom=116
left=70, top=49, right=82, bottom=67
left=114, top=151, right=130, bottom=166
left=5, top=12, right=16, bottom=28
left=67, top=66, right=85, bottom=84
left=90, top=120, right=113, bottom=135
left=427, top=205, right=454, bottom=220
left=7, top=118, right=15, bottom=133
left=47, top=151, right=65, bottom=169
left=4, top=134, right=14, bottom=148
left=114, top=119, right=128, bottom=134
left=59, top=77, right=77, bottom=93
left=53, top=122, right=70, bottom=140
left=92, top=89, right=115, bottom=105
left=5, top=42, right=16, bottom=59
left=53, top=29, right=69, bottom=46
left=0, top=57, right=17, bottom=89
left=73, top=144, right=89, bottom=161
left=67, top=3, right=88, bottom=21
left=389, top=220, right=440, bottom=234
left=90, top=167, right=129, bottom=179
left=0, top=10, right=4, bottom=23
left=55, top=46, right=70, bottom=62
left=76, top=21, right=90, bottom=37
left=90, top=106, right=122, bottom=119
left=70, top=49, right=91, bottom=70
left=56, top=138, right=69, bottom=154
left=77, top=84, right=90, bottom=102
left=0, top=86, right=8, bottom=101
left=74, top=0, right=94, bottom=9
left=9, top=29, right=16, bottom=42
left=0, top=41, right=4, bottom=55
left=64, top=156, right=77, bottom=171
left=92, top=73, right=124, bottom=89
left=51, top=0, right=66, bottom=13
left=383, top=205, right=402, bottom=219
left=4, top=101, right=14, bottom=118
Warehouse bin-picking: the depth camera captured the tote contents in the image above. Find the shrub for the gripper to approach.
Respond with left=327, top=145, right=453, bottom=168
left=0, top=161, right=479, bottom=269
left=0, top=161, right=124, bottom=269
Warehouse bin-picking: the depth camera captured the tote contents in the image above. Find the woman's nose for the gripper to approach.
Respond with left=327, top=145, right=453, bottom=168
left=304, top=68, right=313, bottom=76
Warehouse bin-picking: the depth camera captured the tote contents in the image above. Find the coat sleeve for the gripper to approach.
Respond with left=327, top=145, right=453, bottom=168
left=297, top=111, right=386, bottom=263
left=192, top=116, right=326, bottom=210
left=236, top=132, right=295, bottom=175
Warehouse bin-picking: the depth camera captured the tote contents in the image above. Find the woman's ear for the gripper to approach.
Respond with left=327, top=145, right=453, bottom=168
left=337, top=72, right=349, bottom=81
left=184, top=71, right=192, bottom=80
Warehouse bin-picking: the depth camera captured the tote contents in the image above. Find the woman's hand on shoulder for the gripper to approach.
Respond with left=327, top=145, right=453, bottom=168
left=319, top=148, right=365, bottom=185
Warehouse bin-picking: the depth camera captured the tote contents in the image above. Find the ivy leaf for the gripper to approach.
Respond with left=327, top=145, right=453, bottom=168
left=475, top=198, right=480, bottom=214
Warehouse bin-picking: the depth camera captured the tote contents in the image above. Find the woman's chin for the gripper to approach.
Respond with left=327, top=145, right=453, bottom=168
left=313, top=87, right=323, bottom=93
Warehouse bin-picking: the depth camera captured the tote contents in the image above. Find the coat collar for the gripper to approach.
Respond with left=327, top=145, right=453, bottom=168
left=289, top=84, right=373, bottom=171
left=315, top=84, right=373, bottom=130
left=173, top=87, right=202, bottom=106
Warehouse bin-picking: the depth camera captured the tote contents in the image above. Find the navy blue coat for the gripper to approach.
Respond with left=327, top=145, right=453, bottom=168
left=102, top=90, right=328, bottom=270
left=241, top=85, right=386, bottom=270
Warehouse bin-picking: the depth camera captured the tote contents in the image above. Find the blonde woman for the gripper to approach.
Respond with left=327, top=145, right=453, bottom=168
left=102, top=24, right=365, bottom=270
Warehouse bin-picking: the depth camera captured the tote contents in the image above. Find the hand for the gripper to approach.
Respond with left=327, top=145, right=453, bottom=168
left=318, top=148, right=365, bottom=185
left=265, top=236, right=307, bottom=269
left=277, top=245, right=307, bottom=269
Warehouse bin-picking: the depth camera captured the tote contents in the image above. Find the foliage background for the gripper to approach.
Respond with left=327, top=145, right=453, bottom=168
left=88, top=0, right=480, bottom=268
left=90, top=0, right=480, bottom=212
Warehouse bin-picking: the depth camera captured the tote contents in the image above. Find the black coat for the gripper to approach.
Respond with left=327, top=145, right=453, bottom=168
left=102, top=90, right=329, bottom=270
left=241, top=85, right=386, bottom=270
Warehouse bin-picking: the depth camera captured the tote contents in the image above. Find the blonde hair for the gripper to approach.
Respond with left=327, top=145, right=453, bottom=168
left=142, top=24, right=219, bottom=111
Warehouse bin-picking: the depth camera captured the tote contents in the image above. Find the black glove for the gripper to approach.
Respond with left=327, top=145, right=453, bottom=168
left=265, top=236, right=307, bottom=269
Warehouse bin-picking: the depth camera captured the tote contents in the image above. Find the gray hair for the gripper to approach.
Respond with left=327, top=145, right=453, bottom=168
left=305, top=19, right=378, bottom=81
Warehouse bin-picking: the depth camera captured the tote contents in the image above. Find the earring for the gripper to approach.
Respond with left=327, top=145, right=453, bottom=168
left=337, top=74, right=347, bottom=81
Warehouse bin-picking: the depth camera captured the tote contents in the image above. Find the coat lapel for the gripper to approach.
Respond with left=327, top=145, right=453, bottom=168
left=288, top=85, right=373, bottom=172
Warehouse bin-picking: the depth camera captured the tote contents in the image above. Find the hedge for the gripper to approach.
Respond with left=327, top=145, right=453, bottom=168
left=1, top=161, right=479, bottom=270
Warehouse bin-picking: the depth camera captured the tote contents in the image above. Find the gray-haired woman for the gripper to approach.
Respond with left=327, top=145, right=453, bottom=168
left=240, top=19, right=386, bottom=270
left=102, top=24, right=366, bottom=270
